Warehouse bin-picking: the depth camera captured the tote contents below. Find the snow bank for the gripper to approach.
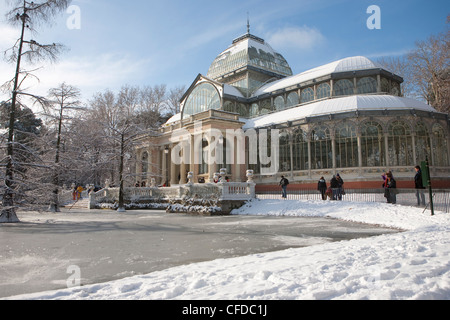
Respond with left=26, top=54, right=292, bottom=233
left=5, top=200, right=450, bottom=300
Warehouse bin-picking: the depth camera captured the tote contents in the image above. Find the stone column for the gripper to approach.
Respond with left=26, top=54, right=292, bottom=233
left=135, top=149, right=142, bottom=185
left=156, top=147, right=161, bottom=185
left=170, top=146, right=177, bottom=186
left=180, top=148, right=187, bottom=184
left=162, top=146, right=168, bottom=186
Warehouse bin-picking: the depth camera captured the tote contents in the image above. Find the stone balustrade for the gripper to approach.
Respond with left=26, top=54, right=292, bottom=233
left=87, top=181, right=256, bottom=210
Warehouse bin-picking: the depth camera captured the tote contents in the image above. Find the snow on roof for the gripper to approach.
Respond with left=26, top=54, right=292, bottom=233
left=243, top=95, right=436, bottom=129
left=223, top=83, right=245, bottom=98
left=165, top=113, right=181, bottom=125
left=252, top=56, right=387, bottom=97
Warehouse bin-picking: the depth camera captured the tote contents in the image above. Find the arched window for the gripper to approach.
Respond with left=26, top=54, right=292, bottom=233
left=415, top=122, right=430, bottom=164
left=292, top=128, right=308, bottom=171
left=335, top=123, right=358, bottom=168
left=361, top=121, right=385, bottom=167
left=183, top=82, right=220, bottom=119
left=274, top=96, right=285, bottom=111
left=286, top=92, right=299, bottom=108
left=432, top=123, right=449, bottom=166
left=279, top=132, right=291, bottom=172
left=391, top=83, right=401, bottom=96
left=381, top=78, right=390, bottom=93
left=388, top=120, right=413, bottom=167
left=301, top=87, right=314, bottom=104
left=223, top=101, right=235, bottom=113
left=236, top=103, right=249, bottom=118
left=260, top=99, right=271, bottom=115
left=250, top=103, right=259, bottom=118
left=311, top=126, right=332, bottom=169
left=357, top=77, right=377, bottom=94
left=334, top=79, right=354, bottom=97
left=317, top=83, right=331, bottom=100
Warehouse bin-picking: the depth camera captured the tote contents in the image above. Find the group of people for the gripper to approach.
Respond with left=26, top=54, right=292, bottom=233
left=382, top=166, right=426, bottom=206
left=318, top=174, right=345, bottom=201
left=281, top=165, right=427, bottom=206
left=72, top=185, right=84, bottom=201
left=280, top=174, right=345, bottom=201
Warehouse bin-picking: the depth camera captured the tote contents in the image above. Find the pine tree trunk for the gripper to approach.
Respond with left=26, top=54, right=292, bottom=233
left=1, top=9, right=26, bottom=223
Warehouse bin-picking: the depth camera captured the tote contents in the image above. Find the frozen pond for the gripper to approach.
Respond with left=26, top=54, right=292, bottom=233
left=0, top=209, right=399, bottom=298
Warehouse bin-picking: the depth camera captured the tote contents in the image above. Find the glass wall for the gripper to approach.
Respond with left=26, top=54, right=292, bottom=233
left=334, top=79, right=354, bottom=96
left=236, top=103, right=249, bottom=118
left=432, top=123, right=449, bottom=166
left=415, top=122, right=431, bottom=164
left=245, top=119, right=447, bottom=176
left=361, top=121, right=385, bottom=167
left=301, top=87, right=314, bottom=104
left=316, top=83, right=331, bottom=100
left=183, top=83, right=221, bottom=119
left=310, top=126, right=332, bottom=169
left=335, top=123, right=358, bottom=168
left=274, top=96, right=285, bottom=111
left=279, top=132, right=291, bottom=171
left=287, top=92, right=300, bottom=108
left=357, top=77, right=377, bottom=94
left=250, top=103, right=259, bottom=118
left=388, top=120, right=413, bottom=167
left=292, top=128, right=308, bottom=171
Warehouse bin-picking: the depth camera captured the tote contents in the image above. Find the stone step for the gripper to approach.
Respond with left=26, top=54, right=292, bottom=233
left=62, top=199, right=90, bottom=209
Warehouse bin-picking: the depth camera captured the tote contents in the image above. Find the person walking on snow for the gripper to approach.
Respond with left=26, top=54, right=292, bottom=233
left=383, top=171, right=397, bottom=204
left=414, top=165, right=426, bottom=206
left=318, top=177, right=327, bottom=200
left=279, top=176, right=289, bottom=199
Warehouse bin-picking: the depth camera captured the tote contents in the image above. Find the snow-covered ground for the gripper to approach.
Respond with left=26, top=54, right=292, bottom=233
left=5, top=199, right=450, bottom=300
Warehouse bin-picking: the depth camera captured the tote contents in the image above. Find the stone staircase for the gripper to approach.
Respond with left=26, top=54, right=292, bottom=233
left=62, top=198, right=90, bottom=210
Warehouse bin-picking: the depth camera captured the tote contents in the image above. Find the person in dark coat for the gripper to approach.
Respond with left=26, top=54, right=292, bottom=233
left=318, top=177, right=327, bottom=200
left=279, top=176, right=289, bottom=199
left=414, top=166, right=426, bottom=206
left=335, top=173, right=344, bottom=201
left=330, top=175, right=339, bottom=200
left=384, top=171, right=397, bottom=204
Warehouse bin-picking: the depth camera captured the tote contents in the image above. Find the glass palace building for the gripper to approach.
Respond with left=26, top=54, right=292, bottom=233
left=135, top=31, right=450, bottom=190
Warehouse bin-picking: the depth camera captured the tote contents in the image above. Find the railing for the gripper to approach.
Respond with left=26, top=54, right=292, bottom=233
left=87, top=182, right=256, bottom=209
left=257, top=188, right=450, bottom=213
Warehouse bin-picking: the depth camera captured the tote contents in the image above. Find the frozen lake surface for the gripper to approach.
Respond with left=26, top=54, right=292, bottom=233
left=0, top=208, right=399, bottom=298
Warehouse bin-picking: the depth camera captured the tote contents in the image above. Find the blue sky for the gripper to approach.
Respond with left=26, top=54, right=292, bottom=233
left=0, top=0, right=449, bottom=104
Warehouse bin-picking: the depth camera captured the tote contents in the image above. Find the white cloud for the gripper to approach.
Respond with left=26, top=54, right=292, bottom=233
left=266, top=26, right=326, bottom=51
left=0, top=24, right=19, bottom=46
left=0, top=52, right=153, bottom=106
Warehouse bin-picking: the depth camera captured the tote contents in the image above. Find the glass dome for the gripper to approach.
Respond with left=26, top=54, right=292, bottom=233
left=207, top=34, right=293, bottom=81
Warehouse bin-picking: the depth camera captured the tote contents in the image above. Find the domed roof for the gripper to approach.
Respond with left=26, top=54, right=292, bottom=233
left=243, top=95, right=437, bottom=129
left=207, top=33, right=293, bottom=80
left=253, top=56, right=389, bottom=96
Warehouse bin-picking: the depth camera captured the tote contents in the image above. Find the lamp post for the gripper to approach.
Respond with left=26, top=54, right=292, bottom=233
left=422, top=155, right=434, bottom=216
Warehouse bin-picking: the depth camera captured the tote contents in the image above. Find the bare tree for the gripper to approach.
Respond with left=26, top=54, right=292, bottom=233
left=89, top=86, right=141, bottom=212
left=407, top=26, right=450, bottom=112
left=377, top=56, right=415, bottom=99
left=1, top=0, right=71, bottom=223
left=167, top=85, right=186, bottom=114
left=45, top=83, right=82, bottom=212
